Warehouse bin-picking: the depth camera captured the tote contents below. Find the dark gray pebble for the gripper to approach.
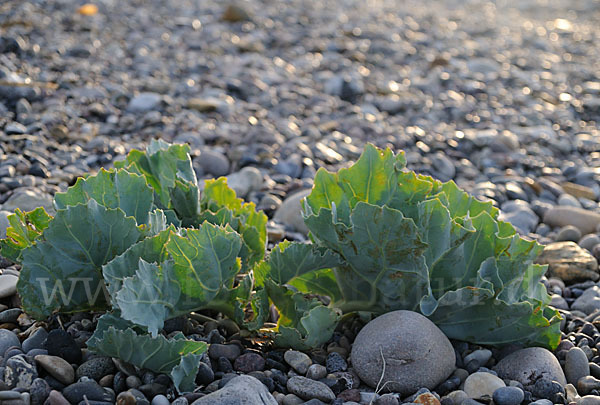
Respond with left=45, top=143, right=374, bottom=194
left=138, top=382, right=167, bottom=398
left=492, top=386, right=525, bottom=405
left=303, top=399, right=327, bottom=405
left=208, top=344, right=241, bottom=361
left=566, top=347, right=591, bottom=385
left=217, top=357, right=233, bottom=373
left=4, top=355, right=38, bottom=389
left=172, top=397, right=188, bottom=405
left=326, top=352, right=347, bottom=373
left=75, top=357, right=116, bottom=381
left=46, top=390, right=70, bottom=405
left=62, top=381, right=114, bottom=404
left=375, top=393, right=400, bottom=405
left=0, top=309, right=22, bottom=323
left=113, top=371, right=127, bottom=393
left=23, top=329, right=48, bottom=353
left=233, top=352, right=265, bottom=373
left=529, top=400, right=553, bottom=405
left=556, top=225, right=582, bottom=242
left=463, top=399, right=485, bottom=405
left=30, top=378, right=51, bottom=405
left=27, top=349, right=48, bottom=357
left=44, top=330, right=81, bottom=364
left=44, top=375, right=66, bottom=391
left=531, top=378, right=565, bottom=403
left=4, top=347, right=24, bottom=364
left=0, top=330, right=20, bottom=356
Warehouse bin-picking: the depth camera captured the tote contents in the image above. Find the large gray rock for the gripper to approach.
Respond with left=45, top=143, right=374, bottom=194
left=226, top=167, right=263, bottom=198
left=544, top=206, right=600, bottom=235
left=350, top=310, right=455, bottom=395
left=273, top=189, right=311, bottom=234
left=565, top=347, right=591, bottom=385
left=561, top=182, right=596, bottom=200
left=191, top=375, right=277, bottom=405
left=286, top=376, right=335, bottom=402
left=0, top=274, right=18, bottom=299
left=0, top=210, right=10, bottom=239
left=501, top=209, right=539, bottom=234
left=498, top=204, right=539, bottom=234
left=197, top=149, right=230, bottom=177
left=572, top=286, right=600, bottom=315
left=535, top=242, right=599, bottom=283
left=127, top=92, right=162, bottom=113
left=1, top=189, right=54, bottom=215
left=493, top=348, right=566, bottom=387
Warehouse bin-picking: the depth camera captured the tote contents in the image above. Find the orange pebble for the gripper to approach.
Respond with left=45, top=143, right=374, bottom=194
left=78, top=3, right=98, bottom=16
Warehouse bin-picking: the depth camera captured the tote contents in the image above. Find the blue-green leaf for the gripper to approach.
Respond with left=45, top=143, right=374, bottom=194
left=112, top=223, right=243, bottom=334
left=54, top=169, right=154, bottom=224
left=265, top=281, right=340, bottom=350
left=18, top=200, right=142, bottom=318
left=87, top=312, right=206, bottom=393
left=115, top=140, right=197, bottom=209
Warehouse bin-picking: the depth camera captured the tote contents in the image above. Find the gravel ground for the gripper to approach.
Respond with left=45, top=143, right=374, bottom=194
left=1, top=0, right=600, bottom=404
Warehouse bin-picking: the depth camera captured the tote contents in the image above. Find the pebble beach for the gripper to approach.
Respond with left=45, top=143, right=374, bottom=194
left=2, top=0, right=600, bottom=404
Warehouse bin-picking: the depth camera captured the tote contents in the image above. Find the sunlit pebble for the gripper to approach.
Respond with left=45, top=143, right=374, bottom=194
left=559, top=93, right=572, bottom=102
left=416, top=141, right=430, bottom=153
left=288, top=122, right=299, bottom=132
left=364, top=113, right=376, bottom=122
left=554, top=18, right=573, bottom=31
left=78, top=3, right=98, bottom=16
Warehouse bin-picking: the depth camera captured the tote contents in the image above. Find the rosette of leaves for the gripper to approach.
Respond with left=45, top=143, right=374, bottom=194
left=2, top=141, right=267, bottom=317
left=258, top=144, right=561, bottom=349
left=0, top=140, right=268, bottom=392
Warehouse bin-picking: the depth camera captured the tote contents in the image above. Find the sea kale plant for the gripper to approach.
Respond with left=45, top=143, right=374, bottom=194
left=256, top=144, right=562, bottom=349
left=0, top=141, right=561, bottom=392
left=1, top=140, right=268, bottom=392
